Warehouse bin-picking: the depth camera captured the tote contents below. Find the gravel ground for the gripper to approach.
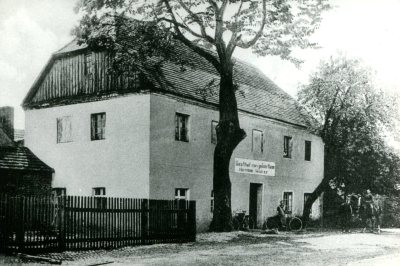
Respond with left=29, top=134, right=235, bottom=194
left=1, top=229, right=400, bottom=265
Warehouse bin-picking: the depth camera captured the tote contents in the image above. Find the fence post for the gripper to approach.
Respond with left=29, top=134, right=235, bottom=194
left=58, top=196, right=66, bottom=251
left=0, top=194, right=6, bottom=252
left=141, top=199, right=148, bottom=245
left=16, top=197, right=25, bottom=252
left=188, top=201, right=196, bottom=242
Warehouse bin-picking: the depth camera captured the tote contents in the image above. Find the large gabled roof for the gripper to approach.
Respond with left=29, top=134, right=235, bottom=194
left=23, top=39, right=313, bottom=129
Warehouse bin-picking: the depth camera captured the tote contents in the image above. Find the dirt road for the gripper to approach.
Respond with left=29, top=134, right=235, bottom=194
left=2, top=229, right=400, bottom=265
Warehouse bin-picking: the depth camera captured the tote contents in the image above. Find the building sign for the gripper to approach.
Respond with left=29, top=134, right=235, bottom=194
left=235, top=158, right=275, bottom=176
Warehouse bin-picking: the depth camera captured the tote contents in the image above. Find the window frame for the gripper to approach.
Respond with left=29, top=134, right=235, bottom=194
left=304, top=193, right=313, bottom=215
left=175, top=113, right=189, bottom=142
left=283, top=136, right=293, bottom=158
left=92, top=187, right=106, bottom=196
left=91, top=112, right=106, bottom=141
left=305, top=140, right=312, bottom=161
left=252, top=129, right=264, bottom=153
left=52, top=187, right=66, bottom=197
left=304, top=140, right=312, bottom=162
left=211, top=120, right=218, bottom=144
left=175, top=188, right=190, bottom=201
left=92, top=187, right=107, bottom=209
left=56, top=116, right=73, bottom=143
left=283, top=191, right=293, bottom=214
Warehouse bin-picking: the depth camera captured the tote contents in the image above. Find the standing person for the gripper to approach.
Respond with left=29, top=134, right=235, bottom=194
left=364, top=189, right=374, bottom=206
left=277, top=200, right=286, bottom=230
left=339, top=195, right=353, bottom=233
left=362, top=189, right=374, bottom=232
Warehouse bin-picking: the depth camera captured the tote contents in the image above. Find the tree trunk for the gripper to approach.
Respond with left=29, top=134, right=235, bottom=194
left=302, top=176, right=330, bottom=228
left=209, top=64, right=246, bottom=232
left=302, top=144, right=338, bottom=227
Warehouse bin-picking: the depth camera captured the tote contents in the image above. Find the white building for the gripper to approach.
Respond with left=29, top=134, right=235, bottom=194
left=23, top=40, right=324, bottom=231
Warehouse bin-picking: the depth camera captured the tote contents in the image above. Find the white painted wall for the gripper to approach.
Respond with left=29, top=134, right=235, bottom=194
left=25, top=94, right=151, bottom=198
left=25, top=92, right=324, bottom=232
left=149, top=93, right=324, bottom=231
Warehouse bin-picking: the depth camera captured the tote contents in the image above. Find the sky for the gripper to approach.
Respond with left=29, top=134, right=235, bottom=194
left=1, top=0, right=400, bottom=129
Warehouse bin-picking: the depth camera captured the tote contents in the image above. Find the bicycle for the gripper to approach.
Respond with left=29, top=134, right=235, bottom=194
left=263, top=215, right=302, bottom=231
left=232, top=210, right=256, bottom=231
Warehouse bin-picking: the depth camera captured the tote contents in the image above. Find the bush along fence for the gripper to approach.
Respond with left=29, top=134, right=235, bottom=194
left=0, top=194, right=196, bottom=254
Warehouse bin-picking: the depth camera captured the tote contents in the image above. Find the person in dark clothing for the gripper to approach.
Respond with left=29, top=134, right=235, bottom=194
left=364, top=189, right=374, bottom=209
left=339, top=195, right=353, bottom=233
left=362, top=189, right=376, bottom=232
left=277, top=200, right=286, bottom=229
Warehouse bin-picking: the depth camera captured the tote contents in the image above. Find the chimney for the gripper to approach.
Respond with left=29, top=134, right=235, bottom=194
left=0, top=106, right=14, bottom=141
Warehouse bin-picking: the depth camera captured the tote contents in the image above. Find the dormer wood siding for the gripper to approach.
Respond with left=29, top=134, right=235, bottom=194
left=25, top=51, right=141, bottom=108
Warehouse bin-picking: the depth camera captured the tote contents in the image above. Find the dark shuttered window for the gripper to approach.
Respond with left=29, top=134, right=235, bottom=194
left=283, top=136, right=293, bottom=158
left=175, top=113, right=189, bottom=142
left=283, top=192, right=293, bottom=214
left=211, top=120, right=218, bottom=144
left=91, top=112, right=106, bottom=141
left=305, top=140, right=312, bottom=161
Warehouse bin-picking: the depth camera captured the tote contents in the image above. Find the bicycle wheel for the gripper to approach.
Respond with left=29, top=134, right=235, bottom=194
left=289, top=217, right=302, bottom=231
left=232, top=216, right=241, bottom=230
left=240, top=218, right=248, bottom=231
left=264, top=217, right=278, bottom=230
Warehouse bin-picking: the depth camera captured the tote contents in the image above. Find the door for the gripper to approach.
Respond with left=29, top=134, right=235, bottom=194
left=249, top=183, right=263, bottom=228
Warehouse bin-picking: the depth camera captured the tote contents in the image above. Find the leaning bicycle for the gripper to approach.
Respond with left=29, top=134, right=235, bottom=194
left=263, top=215, right=302, bottom=231
left=232, top=210, right=256, bottom=231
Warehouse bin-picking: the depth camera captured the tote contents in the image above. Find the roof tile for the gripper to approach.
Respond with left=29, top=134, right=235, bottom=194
left=28, top=40, right=313, bottom=128
left=0, top=146, right=54, bottom=172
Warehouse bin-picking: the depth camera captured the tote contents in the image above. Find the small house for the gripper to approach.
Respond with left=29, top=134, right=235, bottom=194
left=0, top=106, right=53, bottom=196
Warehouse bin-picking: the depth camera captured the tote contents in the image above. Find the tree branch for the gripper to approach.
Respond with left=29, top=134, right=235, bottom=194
left=161, top=0, right=220, bottom=71
left=213, top=0, right=229, bottom=62
left=226, top=0, right=244, bottom=57
left=236, top=0, right=267, bottom=49
left=176, top=0, right=215, bottom=44
left=207, top=0, right=219, bottom=13
left=157, top=17, right=204, bottom=39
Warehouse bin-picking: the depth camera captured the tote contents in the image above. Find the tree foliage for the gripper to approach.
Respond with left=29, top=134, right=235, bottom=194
left=74, top=0, right=330, bottom=231
left=298, top=55, right=400, bottom=224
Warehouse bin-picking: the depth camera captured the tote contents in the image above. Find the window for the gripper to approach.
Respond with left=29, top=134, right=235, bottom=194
left=305, top=140, right=312, bottom=161
left=304, top=193, right=312, bottom=215
left=57, top=116, right=72, bottom=143
left=93, top=187, right=106, bottom=196
left=175, top=188, right=190, bottom=201
left=211, top=121, right=218, bottom=144
left=92, top=187, right=106, bottom=209
left=210, top=190, right=214, bottom=212
left=175, top=113, right=189, bottom=142
left=91, top=113, right=106, bottom=140
left=84, top=52, right=92, bottom=76
left=175, top=188, right=189, bottom=228
left=52, top=187, right=66, bottom=197
left=283, top=192, right=293, bottom=214
left=283, top=136, right=293, bottom=158
left=252, top=129, right=264, bottom=153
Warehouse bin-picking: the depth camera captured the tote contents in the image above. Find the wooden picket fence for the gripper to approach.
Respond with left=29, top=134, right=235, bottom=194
left=0, top=194, right=196, bottom=254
